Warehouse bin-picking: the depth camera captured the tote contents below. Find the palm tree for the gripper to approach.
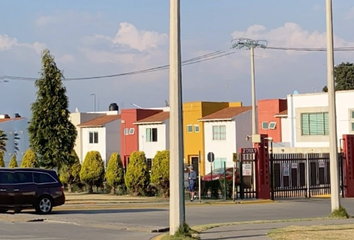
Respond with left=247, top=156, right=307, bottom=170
left=0, top=129, right=8, bottom=152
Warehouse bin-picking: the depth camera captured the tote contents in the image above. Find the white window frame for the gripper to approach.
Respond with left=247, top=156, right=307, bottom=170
left=146, top=128, right=158, bottom=142
left=129, top=128, right=135, bottom=135
left=124, top=128, right=129, bottom=135
left=212, top=125, right=226, bottom=141
left=194, top=124, right=200, bottom=133
left=262, top=121, right=268, bottom=130
left=187, top=124, right=193, bottom=133
left=268, top=122, right=276, bottom=130
left=89, top=131, right=99, bottom=144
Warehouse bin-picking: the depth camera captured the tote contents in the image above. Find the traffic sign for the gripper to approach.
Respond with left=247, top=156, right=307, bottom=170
left=207, top=152, right=215, bottom=162
left=241, top=148, right=257, bottom=154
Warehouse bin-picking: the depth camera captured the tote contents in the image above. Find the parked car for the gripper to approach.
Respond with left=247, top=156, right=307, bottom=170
left=0, top=168, right=65, bottom=214
left=202, top=167, right=240, bottom=182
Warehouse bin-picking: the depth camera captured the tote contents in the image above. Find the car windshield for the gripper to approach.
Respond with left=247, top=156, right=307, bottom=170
left=210, top=168, right=225, bottom=175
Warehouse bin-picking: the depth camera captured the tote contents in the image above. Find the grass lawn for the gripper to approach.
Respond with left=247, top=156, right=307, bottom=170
left=268, top=224, right=354, bottom=240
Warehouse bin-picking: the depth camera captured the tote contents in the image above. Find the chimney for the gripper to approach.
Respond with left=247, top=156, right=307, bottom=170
left=0, top=114, right=10, bottom=119
left=15, top=113, right=21, bottom=118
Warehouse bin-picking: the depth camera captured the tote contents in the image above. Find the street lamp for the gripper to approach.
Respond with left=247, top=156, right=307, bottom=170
left=90, top=94, right=96, bottom=112
left=326, top=0, right=341, bottom=212
left=231, top=38, right=267, bottom=139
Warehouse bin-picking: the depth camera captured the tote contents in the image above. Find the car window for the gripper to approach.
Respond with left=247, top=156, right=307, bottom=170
left=0, top=171, right=15, bottom=184
left=15, top=172, right=33, bottom=184
left=34, top=172, right=57, bottom=184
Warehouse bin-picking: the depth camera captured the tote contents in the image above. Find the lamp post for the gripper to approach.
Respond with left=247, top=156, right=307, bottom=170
left=326, top=0, right=341, bottom=212
left=90, top=94, right=96, bottom=112
left=231, top=38, right=267, bottom=138
left=169, top=0, right=185, bottom=235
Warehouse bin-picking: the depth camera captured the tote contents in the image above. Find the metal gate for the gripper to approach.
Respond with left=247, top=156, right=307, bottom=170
left=239, top=148, right=257, bottom=199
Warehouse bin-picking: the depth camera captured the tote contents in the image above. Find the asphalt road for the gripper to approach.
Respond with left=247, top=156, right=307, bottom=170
left=1, top=198, right=354, bottom=240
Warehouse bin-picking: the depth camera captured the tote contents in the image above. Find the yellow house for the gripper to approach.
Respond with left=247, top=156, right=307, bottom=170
left=183, top=101, right=242, bottom=176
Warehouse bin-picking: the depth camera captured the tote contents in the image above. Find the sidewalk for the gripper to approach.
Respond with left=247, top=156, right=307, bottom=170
left=199, top=218, right=354, bottom=240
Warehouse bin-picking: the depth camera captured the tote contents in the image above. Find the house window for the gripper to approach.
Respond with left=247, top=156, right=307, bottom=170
left=194, top=124, right=200, bottom=133
left=352, top=122, right=354, bottom=132
left=146, top=158, right=152, bottom=171
left=301, top=112, right=329, bottom=136
left=268, top=122, right=277, bottom=129
left=213, top=158, right=227, bottom=169
left=212, top=125, right=226, bottom=140
left=187, top=125, right=193, bottom=133
left=350, top=110, right=354, bottom=132
left=262, top=122, right=268, bottom=129
left=89, top=131, right=98, bottom=144
left=124, top=128, right=129, bottom=135
left=129, top=128, right=135, bottom=135
left=146, top=128, right=158, bottom=142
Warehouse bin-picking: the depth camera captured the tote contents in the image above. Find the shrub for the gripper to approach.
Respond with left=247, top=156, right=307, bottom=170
left=59, top=150, right=81, bottom=192
left=0, top=151, right=4, bottom=167
left=105, top=152, right=125, bottom=194
left=20, top=149, right=39, bottom=168
left=150, top=150, right=170, bottom=197
left=79, top=151, right=105, bottom=193
left=125, top=151, right=150, bottom=196
left=9, top=155, right=18, bottom=168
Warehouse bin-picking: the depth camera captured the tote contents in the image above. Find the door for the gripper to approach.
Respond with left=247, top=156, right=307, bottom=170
left=191, top=157, right=199, bottom=177
left=0, top=170, right=15, bottom=207
left=14, top=171, right=37, bottom=207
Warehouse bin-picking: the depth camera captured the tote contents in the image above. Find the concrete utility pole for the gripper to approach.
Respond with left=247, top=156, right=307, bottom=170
left=326, top=0, right=341, bottom=212
left=169, top=0, right=185, bottom=235
left=231, top=38, right=267, bottom=137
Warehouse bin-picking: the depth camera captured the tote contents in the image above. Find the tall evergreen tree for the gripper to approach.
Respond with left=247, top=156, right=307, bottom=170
left=28, top=49, right=77, bottom=170
left=323, top=62, right=354, bottom=92
left=0, top=151, right=4, bottom=167
left=9, top=154, right=18, bottom=168
left=105, top=153, right=125, bottom=194
left=0, top=129, right=8, bottom=152
left=59, top=150, right=81, bottom=193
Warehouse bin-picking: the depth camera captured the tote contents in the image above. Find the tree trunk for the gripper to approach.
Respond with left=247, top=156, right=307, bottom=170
left=111, top=187, right=115, bottom=195
left=68, top=183, right=72, bottom=193
left=88, top=185, right=93, bottom=194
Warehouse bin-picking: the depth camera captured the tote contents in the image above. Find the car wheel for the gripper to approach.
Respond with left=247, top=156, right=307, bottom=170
left=36, top=196, right=53, bottom=214
left=0, top=209, right=7, bottom=213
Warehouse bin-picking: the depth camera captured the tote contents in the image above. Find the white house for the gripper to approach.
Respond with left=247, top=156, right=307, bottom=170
left=286, top=90, right=354, bottom=149
left=78, top=114, right=121, bottom=167
left=199, top=106, right=252, bottom=174
left=0, top=114, right=29, bottom=166
left=135, top=111, right=169, bottom=167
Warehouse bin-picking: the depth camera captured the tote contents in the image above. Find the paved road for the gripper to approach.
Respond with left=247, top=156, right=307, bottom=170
left=1, top=198, right=354, bottom=240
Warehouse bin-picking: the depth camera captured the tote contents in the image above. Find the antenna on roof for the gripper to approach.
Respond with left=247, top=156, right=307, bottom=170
left=131, top=103, right=143, bottom=109
left=165, top=100, right=169, bottom=107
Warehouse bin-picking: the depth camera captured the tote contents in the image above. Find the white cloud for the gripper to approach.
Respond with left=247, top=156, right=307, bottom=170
left=57, top=54, right=75, bottom=64
left=0, top=34, right=18, bottom=50
left=35, top=16, right=57, bottom=27
left=0, top=34, right=46, bottom=54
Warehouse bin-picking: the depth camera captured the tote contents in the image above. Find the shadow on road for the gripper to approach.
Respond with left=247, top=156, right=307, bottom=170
left=19, top=208, right=168, bottom=215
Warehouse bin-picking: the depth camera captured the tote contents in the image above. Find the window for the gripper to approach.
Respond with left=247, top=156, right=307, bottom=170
left=351, top=110, right=354, bottom=119
left=350, top=110, right=354, bottom=132
left=212, top=125, right=226, bottom=140
left=213, top=158, right=227, bottom=169
left=262, top=122, right=268, bottom=129
left=194, top=124, right=200, bottom=133
left=146, top=158, right=152, bottom=171
left=146, top=128, right=158, bottom=142
left=352, top=122, right=354, bottom=132
left=187, top=125, right=193, bottom=133
left=34, top=173, right=57, bottom=184
left=0, top=171, right=15, bottom=184
left=89, top=131, right=98, bottom=143
left=129, top=128, right=135, bottom=135
left=15, top=172, right=33, bottom=184
left=301, top=112, right=329, bottom=136
left=268, top=122, right=277, bottom=129
left=124, top=128, right=129, bottom=135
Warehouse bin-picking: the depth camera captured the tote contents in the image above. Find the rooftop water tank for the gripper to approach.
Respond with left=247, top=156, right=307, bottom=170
left=109, top=103, right=119, bottom=112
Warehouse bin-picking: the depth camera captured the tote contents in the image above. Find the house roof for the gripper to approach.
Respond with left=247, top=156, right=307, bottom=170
left=274, top=109, right=288, bottom=118
left=199, top=106, right=252, bottom=121
left=78, top=114, right=121, bottom=127
left=134, top=111, right=169, bottom=124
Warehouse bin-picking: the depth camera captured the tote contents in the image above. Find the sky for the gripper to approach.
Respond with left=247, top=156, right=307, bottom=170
left=0, top=0, right=354, bottom=118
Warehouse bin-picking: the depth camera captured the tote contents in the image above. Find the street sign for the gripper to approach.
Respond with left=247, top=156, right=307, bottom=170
left=241, top=148, right=257, bottom=154
left=207, top=152, right=215, bottom=162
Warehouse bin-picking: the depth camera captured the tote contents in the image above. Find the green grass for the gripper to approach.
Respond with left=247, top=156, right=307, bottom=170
left=160, top=223, right=200, bottom=240
left=330, top=206, right=350, bottom=219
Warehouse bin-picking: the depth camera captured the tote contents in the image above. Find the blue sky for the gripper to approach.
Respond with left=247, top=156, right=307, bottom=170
left=0, top=0, right=354, bottom=118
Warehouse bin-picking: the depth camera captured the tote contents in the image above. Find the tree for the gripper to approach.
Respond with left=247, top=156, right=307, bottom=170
left=28, top=49, right=77, bottom=170
left=0, top=129, right=8, bottom=152
left=323, top=62, right=354, bottom=92
left=0, top=151, right=4, bottom=167
left=13, top=132, right=20, bottom=154
left=20, top=149, right=39, bottom=168
left=125, top=151, right=150, bottom=196
left=9, top=155, right=18, bottom=168
left=59, top=150, right=81, bottom=193
left=150, top=150, right=170, bottom=197
left=79, top=151, right=105, bottom=193
left=105, top=152, right=125, bottom=194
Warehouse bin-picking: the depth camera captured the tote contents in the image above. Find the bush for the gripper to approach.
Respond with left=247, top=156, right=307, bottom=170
left=125, top=151, right=150, bottom=196
left=59, top=150, right=81, bottom=192
left=150, top=150, right=170, bottom=197
left=105, top=152, right=125, bottom=194
left=0, top=151, right=4, bottom=167
left=79, top=151, right=105, bottom=193
left=20, top=149, right=39, bottom=168
left=9, top=155, right=18, bottom=168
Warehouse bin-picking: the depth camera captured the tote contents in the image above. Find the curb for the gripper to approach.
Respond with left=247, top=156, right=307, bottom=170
left=311, top=194, right=331, bottom=198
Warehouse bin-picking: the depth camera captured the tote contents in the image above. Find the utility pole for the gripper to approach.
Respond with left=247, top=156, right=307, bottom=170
left=231, top=38, right=267, bottom=137
left=326, top=0, right=341, bottom=212
left=169, top=0, right=185, bottom=235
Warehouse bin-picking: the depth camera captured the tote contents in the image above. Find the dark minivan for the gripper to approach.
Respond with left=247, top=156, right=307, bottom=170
left=0, top=168, right=65, bottom=214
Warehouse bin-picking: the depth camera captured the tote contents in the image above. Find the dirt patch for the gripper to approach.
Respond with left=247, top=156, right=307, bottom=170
left=268, top=224, right=354, bottom=240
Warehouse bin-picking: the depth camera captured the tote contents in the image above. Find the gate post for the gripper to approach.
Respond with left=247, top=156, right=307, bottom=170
left=343, top=134, right=354, bottom=197
left=254, top=134, right=271, bottom=199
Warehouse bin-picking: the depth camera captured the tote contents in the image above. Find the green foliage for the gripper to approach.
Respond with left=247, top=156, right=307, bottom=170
left=0, top=129, right=8, bottom=152
left=9, top=155, right=18, bottom=168
left=79, top=151, right=105, bottom=193
left=28, top=49, right=77, bottom=170
left=166, top=222, right=199, bottom=240
left=151, top=150, right=170, bottom=197
left=330, top=206, right=350, bottom=218
left=125, top=151, right=150, bottom=196
left=20, top=149, right=39, bottom=168
left=105, top=152, right=125, bottom=194
left=323, top=62, right=354, bottom=92
left=0, top=151, right=4, bottom=167
left=59, top=150, right=81, bottom=192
